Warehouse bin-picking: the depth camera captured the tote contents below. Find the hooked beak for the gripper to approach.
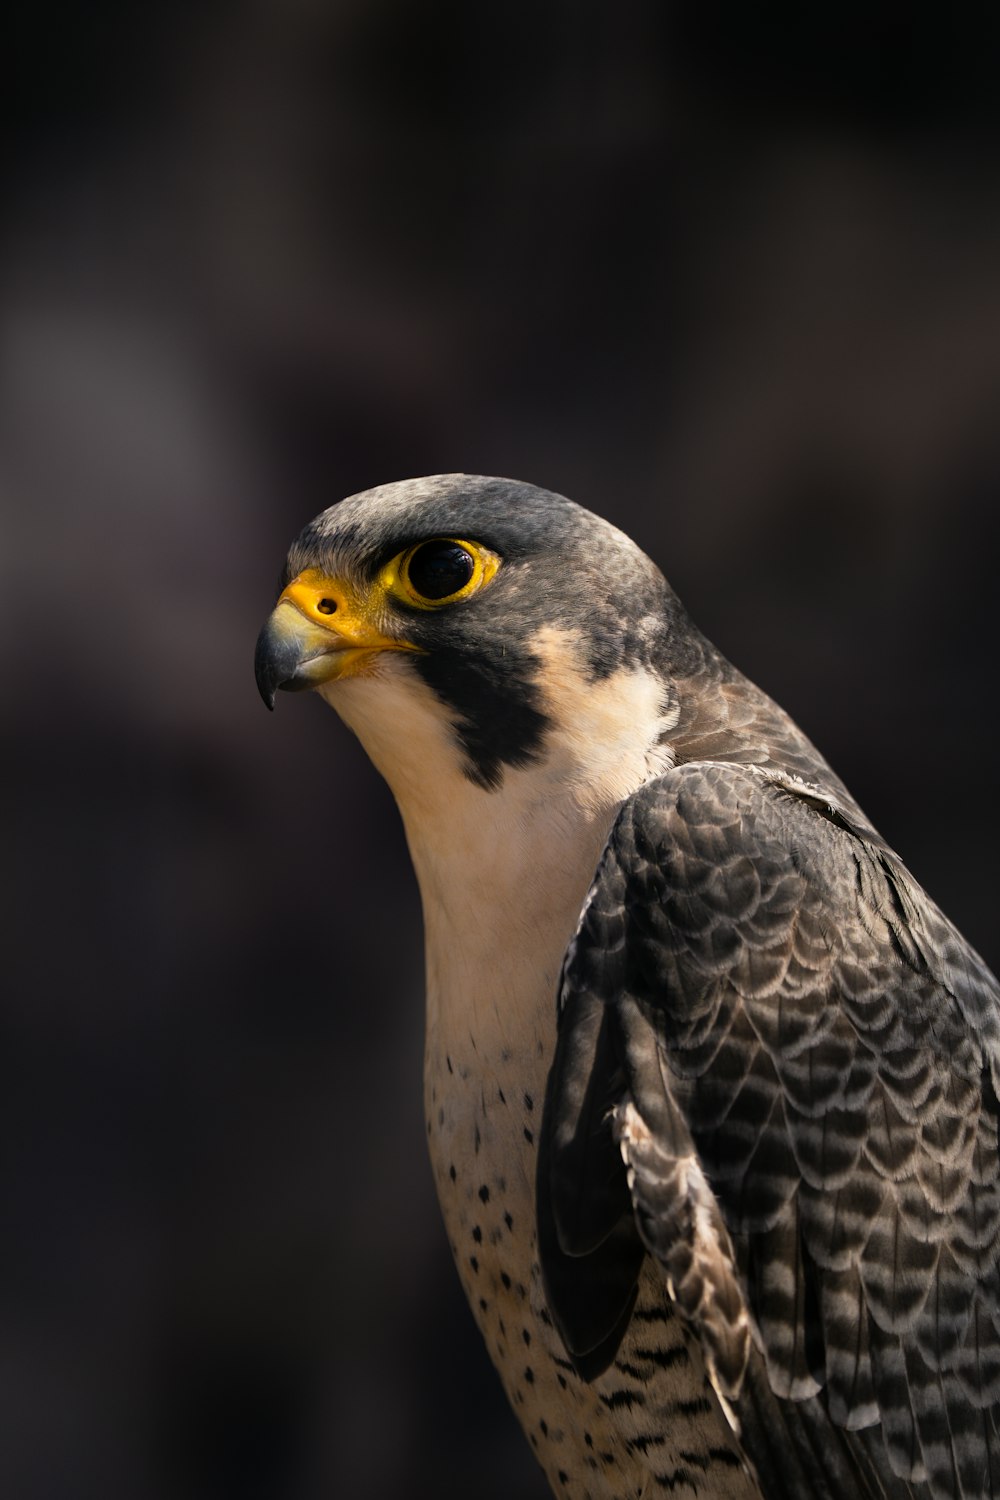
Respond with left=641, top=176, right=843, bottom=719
left=254, top=568, right=421, bottom=710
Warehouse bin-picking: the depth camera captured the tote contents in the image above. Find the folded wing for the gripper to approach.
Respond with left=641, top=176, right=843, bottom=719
left=538, top=761, right=1000, bottom=1500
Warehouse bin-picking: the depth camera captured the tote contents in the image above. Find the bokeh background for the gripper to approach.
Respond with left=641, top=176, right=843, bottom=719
left=6, top=7, right=1000, bottom=1498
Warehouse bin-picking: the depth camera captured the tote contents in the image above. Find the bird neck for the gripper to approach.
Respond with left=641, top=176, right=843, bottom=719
left=326, top=669, right=608, bottom=1058
left=324, top=649, right=672, bottom=1067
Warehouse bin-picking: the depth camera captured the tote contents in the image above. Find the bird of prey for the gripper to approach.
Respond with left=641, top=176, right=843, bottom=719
left=255, top=475, right=1000, bottom=1500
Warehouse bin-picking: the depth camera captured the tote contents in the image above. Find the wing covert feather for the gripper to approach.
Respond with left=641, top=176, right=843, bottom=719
left=539, top=761, right=1000, bottom=1499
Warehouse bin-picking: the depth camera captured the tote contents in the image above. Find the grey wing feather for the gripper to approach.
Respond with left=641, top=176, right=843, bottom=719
left=538, top=760, right=1000, bottom=1500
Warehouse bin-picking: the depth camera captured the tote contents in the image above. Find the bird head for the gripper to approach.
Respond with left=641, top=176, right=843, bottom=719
left=255, top=475, right=699, bottom=795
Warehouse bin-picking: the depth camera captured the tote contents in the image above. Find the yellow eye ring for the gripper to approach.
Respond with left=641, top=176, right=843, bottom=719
left=379, top=537, right=500, bottom=610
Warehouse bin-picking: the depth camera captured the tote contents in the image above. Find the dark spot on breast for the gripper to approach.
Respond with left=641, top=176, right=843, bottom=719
left=472, top=1226, right=482, bottom=1243
left=469, top=1256, right=479, bottom=1273
left=584, top=1433, right=593, bottom=1448
left=557, top=1471, right=568, bottom=1485
left=474, top=1125, right=481, bottom=1154
left=446, top=1055, right=453, bottom=1074
left=498, top=1086, right=506, bottom=1104
left=627, top=1432, right=666, bottom=1456
left=501, top=1272, right=512, bottom=1290
left=601, top=1389, right=644, bottom=1411
left=677, top=1450, right=711, bottom=1473
left=634, top=1343, right=689, bottom=1370
left=479, top=1298, right=488, bottom=1312
left=557, top=1374, right=567, bottom=1390
left=540, top=1419, right=548, bottom=1437
left=707, top=1448, right=743, bottom=1468
left=478, top=1184, right=490, bottom=1204
left=524, top=1366, right=534, bottom=1384
left=673, top=1396, right=713, bottom=1417
left=523, top=1127, right=534, bottom=1145
left=522, top=1329, right=531, bottom=1346
left=449, top=1164, right=456, bottom=1182
left=504, top=1211, right=513, bottom=1231
left=523, top=1092, right=534, bottom=1112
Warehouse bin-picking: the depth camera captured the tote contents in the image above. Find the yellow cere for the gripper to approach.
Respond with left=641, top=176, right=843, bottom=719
left=277, top=567, right=417, bottom=658
left=379, top=539, right=501, bottom=610
left=279, top=567, right=373, bottom=629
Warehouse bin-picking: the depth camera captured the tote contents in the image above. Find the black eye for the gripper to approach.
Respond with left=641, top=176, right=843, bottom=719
left=406, top=541, right=476, bottom=600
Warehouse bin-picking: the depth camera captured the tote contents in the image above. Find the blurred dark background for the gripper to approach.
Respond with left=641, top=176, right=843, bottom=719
left=5, top=6, right=1000, bottom=1498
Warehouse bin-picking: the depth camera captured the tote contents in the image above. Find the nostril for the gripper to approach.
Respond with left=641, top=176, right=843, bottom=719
left=317, top=598, right=337, bottom=615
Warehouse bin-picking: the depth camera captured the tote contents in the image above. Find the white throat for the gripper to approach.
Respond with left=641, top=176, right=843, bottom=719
left=321, top=628, right=676, bottom=1078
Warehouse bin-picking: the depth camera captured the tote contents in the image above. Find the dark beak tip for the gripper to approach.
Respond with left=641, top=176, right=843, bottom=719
left=255, top=610, right=326, bottom=710
left=254, top=622, right=284, bottom=712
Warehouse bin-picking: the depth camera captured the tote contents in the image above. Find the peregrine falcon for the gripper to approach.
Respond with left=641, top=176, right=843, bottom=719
left=255, top=475, right=1000, bottom=1500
